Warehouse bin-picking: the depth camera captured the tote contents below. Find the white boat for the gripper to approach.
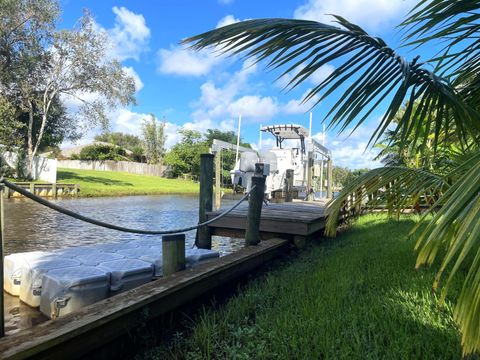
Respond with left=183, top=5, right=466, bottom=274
left=230, top=124, right=332, bottom=199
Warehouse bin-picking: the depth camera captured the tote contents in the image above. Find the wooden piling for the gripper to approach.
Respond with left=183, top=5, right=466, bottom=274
left=29, top=183, right=34, bottom=194
left=284, top=169, right=294, bottom=202
left=162, top=234, right=186, bottom=276
left=327, top=158, right=333, bottom=199
left=0, top=185, right=5, bottom=338
left=196, top=153, right=214, bottom=249
left=215, top=151, right=221, bottom=210
left=52, top=183, right=57, bottom=199
left=245, top=165, right=266, bottom=246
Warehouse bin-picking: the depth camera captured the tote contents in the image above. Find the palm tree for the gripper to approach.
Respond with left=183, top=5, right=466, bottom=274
left=183, top=0, right=480, bottom=354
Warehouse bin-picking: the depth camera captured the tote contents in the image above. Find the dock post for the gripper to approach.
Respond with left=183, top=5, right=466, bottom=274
left=284, top=169, right=294, bottom=202
left=29, top=182, right=34, bottom=195
left=327, top=158, right=333, bottom=199
left=162, top=234, right=186, bottom=276
left=196, top=153, right=214, bottom=249
left=0, top=184, right=5, bottom=337
left=215, top=150, right=221, bottom=210
left=245, top=163, right=266, bottom=246
left=52, top=183, right=57, bottom=199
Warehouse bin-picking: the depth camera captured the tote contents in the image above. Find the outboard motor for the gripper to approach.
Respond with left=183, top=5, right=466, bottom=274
left=230, top=152, right=258, bottom=191
left=260, top=151, right=280, bottom=196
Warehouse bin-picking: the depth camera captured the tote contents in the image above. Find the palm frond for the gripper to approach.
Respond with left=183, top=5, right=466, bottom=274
left=184, top=18, right=478, bottom=151
left=414, top=150, right=480, bottom=354
left=324, top=166, right=449, bottom=236
left=402, top=1, right=480, bottom=100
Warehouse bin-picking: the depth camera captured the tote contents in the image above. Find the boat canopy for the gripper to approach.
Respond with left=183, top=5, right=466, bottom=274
left=261, top=124, right=308, bottom=151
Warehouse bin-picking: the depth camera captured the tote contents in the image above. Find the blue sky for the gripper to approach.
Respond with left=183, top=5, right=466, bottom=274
left=58, top=0, right=425, bottom=169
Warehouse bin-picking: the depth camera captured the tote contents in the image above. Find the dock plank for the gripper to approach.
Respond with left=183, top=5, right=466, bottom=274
left=207, top=200, right=327, bottom=238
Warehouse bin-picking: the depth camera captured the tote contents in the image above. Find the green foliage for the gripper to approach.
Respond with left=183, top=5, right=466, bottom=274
left=163, top=129, right=208, bottom=178
left=94, top=132, right=144, bottom=152
left=0, top=96, right=23, bottom=150
left=140, top=215, right=466, bottom=359
left=77, top=144, right=127, bottom=161
left=0, top=1, right=136, bottom=173
left=333, top=166, right=370, bottom=188
left=142, top=115, right=166, bottom=164
left=57, top=168, right=199, bottom=197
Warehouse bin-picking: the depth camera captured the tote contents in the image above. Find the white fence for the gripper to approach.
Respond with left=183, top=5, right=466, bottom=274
left=2, top=152, right=57, bottom=183
left=58, top=160, right=167, bottom=177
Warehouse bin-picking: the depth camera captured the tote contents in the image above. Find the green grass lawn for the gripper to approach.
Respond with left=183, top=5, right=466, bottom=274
left=57, top=168, right=199, bottom=197
left=140, top=214, right=470, bottom=360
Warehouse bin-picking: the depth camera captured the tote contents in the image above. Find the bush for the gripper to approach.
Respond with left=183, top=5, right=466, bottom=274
left=77, top=144, right=127, bottom=161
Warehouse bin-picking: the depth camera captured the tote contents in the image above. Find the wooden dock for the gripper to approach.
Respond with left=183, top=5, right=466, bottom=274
left=207, top=200, right=328, bottom=241
left=4, top=182, right=79, bottom=199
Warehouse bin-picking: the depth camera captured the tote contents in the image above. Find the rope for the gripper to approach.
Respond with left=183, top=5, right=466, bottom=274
left=0, top=178, right=254, bottom=235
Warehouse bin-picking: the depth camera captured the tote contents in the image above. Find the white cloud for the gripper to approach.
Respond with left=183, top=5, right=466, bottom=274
left=283, top=88, right=320, bottom=114
left=276, top=63, right=335, bottom=89
left=310, top=64, right=335, bottom=84
left=157, top=46, right=223, bottom=76
left=293, top=0, right=415, bottom=30
left=217, top=15, right=241, bottom=28
left=107, top=6, right=151, bottom=61
left=218, top=0, right=234, bottom=4
left=227, top=95, right=279, bottom=120
left=122, top=66, right=144, bottom=92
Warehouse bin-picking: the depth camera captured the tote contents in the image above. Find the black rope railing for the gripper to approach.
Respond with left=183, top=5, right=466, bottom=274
left=0, top=178, right=253, bottom=235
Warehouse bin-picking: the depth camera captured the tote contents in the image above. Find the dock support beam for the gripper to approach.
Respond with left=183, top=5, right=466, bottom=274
left=327, top=158, right=333, bottom=199
left=0, top=184, right=5, bottom=338
left=162, top=234, right=186, bottom=276
left=245, top=164, right=266, bottom=246
left=196, top=153, right=214, bottom=249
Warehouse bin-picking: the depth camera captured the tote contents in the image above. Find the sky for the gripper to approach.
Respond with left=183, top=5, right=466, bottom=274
left=58, top=0, right=424, bottom=169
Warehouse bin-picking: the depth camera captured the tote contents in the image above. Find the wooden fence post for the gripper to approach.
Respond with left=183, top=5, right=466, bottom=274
left=284, top=169, right=294, bottom=202
left=162, top=234, right=186, bottom=276
left=0, top=184, right=5, bottom=337
left=245, top=164, right=266, bottom=246
left=196, top=153, right=214, bottom=249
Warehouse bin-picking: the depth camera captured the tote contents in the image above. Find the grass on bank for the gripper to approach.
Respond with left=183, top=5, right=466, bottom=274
left=57, top=168, right=199, bottom=197
left=140, top=214, right=471, bottom=360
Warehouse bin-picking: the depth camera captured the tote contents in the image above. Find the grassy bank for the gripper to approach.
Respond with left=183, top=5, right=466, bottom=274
left=57, top=168, right=199, bottom=197
left=140, top=215, right=468, bottom=359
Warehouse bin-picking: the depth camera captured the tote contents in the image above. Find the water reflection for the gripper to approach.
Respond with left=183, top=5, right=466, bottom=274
left=3, top=195, right=243, bottom=255
left=3, top=194, right=244, bottom=334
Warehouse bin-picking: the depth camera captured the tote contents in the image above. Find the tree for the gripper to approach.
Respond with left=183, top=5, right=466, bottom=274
left=94, top=132, right=143, bottom=152
left=184, top=2, right=480, bottom=354
left=0, top=1, right=136, bottom=176
left=0, top=96, right=23, bottom=150
left=163, top=129, right=209, bottom=178
left=141, top=115, right=166, bottom=164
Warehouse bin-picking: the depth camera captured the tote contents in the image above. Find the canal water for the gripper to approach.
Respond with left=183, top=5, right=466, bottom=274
left=3, top=194, right=244, bottom=334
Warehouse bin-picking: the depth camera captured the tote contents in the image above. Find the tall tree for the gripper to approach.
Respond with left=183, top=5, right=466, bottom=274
left=184, top=1, right=480, bottom=353
left=0, top=1, right=136, bottom=176
left=141, top=115, right=166, bottom=164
